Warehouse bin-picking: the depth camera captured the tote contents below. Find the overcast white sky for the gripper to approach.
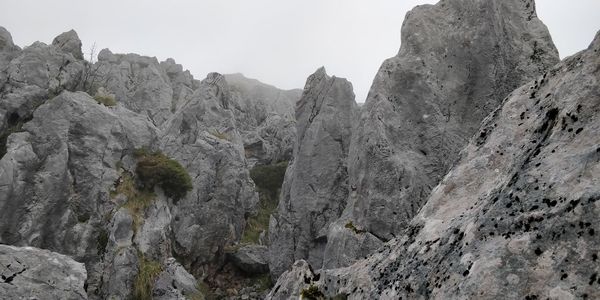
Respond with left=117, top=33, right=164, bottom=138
left=1, top=0, right=599, bottom=102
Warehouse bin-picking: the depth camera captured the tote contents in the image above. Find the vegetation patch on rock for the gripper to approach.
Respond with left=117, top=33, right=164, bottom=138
left=300, top=284, right=325, bottom=300
left=135, top=148, right=192, bottom=200
left=133, top=253, right=162, bottom=300
left=242, top=161, right=288, bottom=243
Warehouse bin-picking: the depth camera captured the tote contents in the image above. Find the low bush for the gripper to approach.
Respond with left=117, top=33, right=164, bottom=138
left=300, top=285, right=325, bottom=300
left=249, top=161, right=288, bottom=198
left=135, top=149, right=192, bottom=200
left=241, top=161, right=288, bottom=244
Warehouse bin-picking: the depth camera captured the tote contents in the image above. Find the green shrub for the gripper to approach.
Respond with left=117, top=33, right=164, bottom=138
left=300, top=285, right=325, bottom=300
left=133, top=254, right=162, bottom=300
left=94, top=94, right=117, bottom=107
left=249, top=161, right=288, bottom=198
left=241, top=161, right=288, bottom=244
left=135, top=149, right=192, bottom=200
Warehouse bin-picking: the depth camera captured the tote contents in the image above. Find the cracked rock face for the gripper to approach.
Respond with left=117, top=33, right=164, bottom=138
left=0, top=244, right=88, bottom=300
left=268, top=29, right=600, bottom=300
left=95, top=49, right=198, bottom=127
left=268, top=68, right=358, bottom=278
left=225, top=73, right=301, bottom=167
left=160, top=73, right=258, bottom=273
left=324, top=0, right=560, bottom=268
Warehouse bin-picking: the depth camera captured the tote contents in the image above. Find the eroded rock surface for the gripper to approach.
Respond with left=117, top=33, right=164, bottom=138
left=161, top=73, right=258, bottom=273
left=324, top=0, right=560, bottom=268
left=269, top=68, right=357, bottom=278
left=268, top=29, right=600, bottom=300
left=225, top=73, right=301, bottom=166
left=0, top=244, right=88, bottom=300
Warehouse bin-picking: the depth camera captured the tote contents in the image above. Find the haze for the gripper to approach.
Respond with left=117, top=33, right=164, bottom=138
left=1, top=0, right=599, bottom=102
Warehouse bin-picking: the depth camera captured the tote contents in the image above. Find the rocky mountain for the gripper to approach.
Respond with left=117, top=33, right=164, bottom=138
left=268, top=29, right=600, bottom=300
left=1, top=0, right=598, bottom=298
left=268, top=67, right=358, bottom=278
left=0, top=27, right=295, bottom=299
left=320, top=0, right=560, bottom=269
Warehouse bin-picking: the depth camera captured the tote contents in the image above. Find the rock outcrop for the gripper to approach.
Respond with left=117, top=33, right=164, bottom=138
left=94, top=49, right=198, bottom=127
left=268, top=29, right=600, bottom=300
left=0, top=244, right=88, bottom=300
left=0, top=28, right=282, bottom=298
left=269, top=68, right=358, bottom=278
left=323, top=0, right=560, bottom=268
left=160, top=73, right=258, bottom=273
left=225, top=73, right=301, bottom=167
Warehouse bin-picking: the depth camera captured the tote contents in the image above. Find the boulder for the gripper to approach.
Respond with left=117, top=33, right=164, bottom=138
left=229, top=245, right=270, bottom=275
left=0, top=244, right=88, bottom=300
left=153, top=258, right=202, bottom=300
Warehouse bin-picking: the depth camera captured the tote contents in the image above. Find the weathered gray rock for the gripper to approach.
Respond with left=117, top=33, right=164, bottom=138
left=241, top=114, right=296, bottom=167
left=324, top=0, right=560, bottom=268
left=160, top=73, right=258, bottom=273
left=0, top=30, right=86, bottom=142
left=229, top=245, right=270, bottom=275
left=225, top=73, right=301, bottom=166
left=153, top=258, right=202, bottom=300
left=269, top=68, right=357, bottom=278
left=0, top=91, right=159, bottom=296
left=52, top=29, right=84, bottom=60
left=94, top=49, right=182, bottom=126
left=266, top=260, right=316, bottom=300
left=269, top=29, right=600, bottom=300
left=0, top=244, right=88, bottom=300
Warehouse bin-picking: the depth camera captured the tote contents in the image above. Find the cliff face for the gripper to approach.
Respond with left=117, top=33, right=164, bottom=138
left=323, top=0, right=560, bottom=268
left=268, top=68, right=358, bottom=278
left=268, top=30, right=600, bottom=300
left=225, top=73, right=301, bottom=167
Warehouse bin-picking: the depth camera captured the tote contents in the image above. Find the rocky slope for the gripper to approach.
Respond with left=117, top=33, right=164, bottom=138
left=268, top=67, right=358, bottom=278
left=268, top=29, right=600, bottom=300
left=0, top=244, right=88, bottom=299
left=0, top=27, right=297, bottom=299
left=322, top=0, right=560, bottom=269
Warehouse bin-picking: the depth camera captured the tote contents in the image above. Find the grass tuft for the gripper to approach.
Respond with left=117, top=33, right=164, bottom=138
left=133, top=253, right=162, bottom=300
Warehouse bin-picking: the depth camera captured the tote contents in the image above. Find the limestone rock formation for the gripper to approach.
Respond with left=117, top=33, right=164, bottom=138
left=52, top=29, right=84, bottom=60
left=1, top=28, right=86, bottom=155
left=0, top=244, right=88, bottom=300
left=324, top=0, right=560, bottom=268
left=94, top=49, right=198, bottom=127
left=225, top=73, right=301, bottom=166
left=269, top=68, right=358, bottom=278
left=268, top=29, right=600, bottom=300
left=160, top=73, right=258, bottom=273
left=153, top=258, right=202, bottom=300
